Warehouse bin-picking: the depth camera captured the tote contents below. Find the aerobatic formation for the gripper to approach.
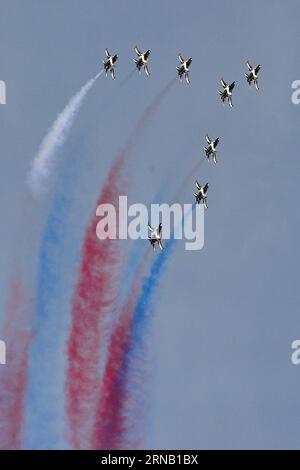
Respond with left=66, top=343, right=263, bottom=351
left=100, top=48, right=261, bottom=250
left=0, top=44, right=262, bottom=452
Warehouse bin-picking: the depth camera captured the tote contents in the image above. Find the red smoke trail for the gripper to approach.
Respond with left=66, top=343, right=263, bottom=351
left=66, top=158, right=126, bottom=450
left=91, top=253, right=150, bottom=450
left=0, top=280, right=31, bottom=450
left=0, top=196, right=41, bottom=449
left=66, top=79, right=176, bottom=450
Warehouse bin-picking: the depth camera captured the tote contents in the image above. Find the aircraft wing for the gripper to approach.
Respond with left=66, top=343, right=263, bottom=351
left=134, top=46, right=141, bottom=56
left=220, top=78, right=227, bottom=87
left=178, top=53, right=184, bottom=64
left=158, top=240, right=164, bottom=251
left=195, top=180, right=201, bottom=190
left=246, top=60, right=252, bottom=70
left=105, top=48, right=110, bottom=58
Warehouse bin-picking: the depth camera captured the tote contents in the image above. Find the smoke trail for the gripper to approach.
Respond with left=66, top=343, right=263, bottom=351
left=23, top=69, right=136, bottom=448
left=66, top=79, right=176, bottom=449
left=121, top=237, right=177, bottom=447
left=91, top=252, right=151, bottom=450
left=120, top=204, right=196, bottom=448
left=0, top=195, right=48, bottom=449
left=66, top=159, right=126, bottom=450
left=92, top=164, right=200, bottom=448
left=23, top=149, right=86, bottom=449
left=28, top=71, right=102, bottom=197
left=19, top=68, right=136, bottom=449
left=118, top=185, right=167, bottom=305
left=96, top=171, right=199, bottom=448
left=0, top=280, right=31, bottom=450
left=2, top=72, right=101, bottom=449
left=92, top=236, right=178, bottom=449
left=23, top=66, right=138, bottom=449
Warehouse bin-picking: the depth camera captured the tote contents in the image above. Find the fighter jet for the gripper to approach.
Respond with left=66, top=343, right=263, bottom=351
left=176, top=54, right=192, bottom=84
left=204, top=134, right=219, bottom=165
left=148, top=223, right=164, bottom=250
left=133, top=46, right=151, bottom=76
left=218, top=78, right=235, bottom=107
left=194, top=181, right=209, bottom=209
left=103, top=49, right=118, bottom=79
left=245, top=61, right=261, bottom=91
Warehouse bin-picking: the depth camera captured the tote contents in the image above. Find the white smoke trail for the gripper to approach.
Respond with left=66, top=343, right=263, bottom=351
left=28, top=71, right=103, bottom=197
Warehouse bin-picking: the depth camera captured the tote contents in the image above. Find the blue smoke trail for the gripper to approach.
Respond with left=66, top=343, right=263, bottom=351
left=23, top=143, right=85, bottom=449
left=122, top=238, right=176, bottom=448
left=132, top=238, right=176, bottom=340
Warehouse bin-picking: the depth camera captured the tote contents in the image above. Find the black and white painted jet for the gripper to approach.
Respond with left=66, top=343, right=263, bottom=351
left=148, top=223, right=164, bottom=251
left=176, top=54, right=192, bottom=84
left=194, top=181, right=209, bottom=209
left=133, top=46, right=151, bottom=76
left=103, top=49, right=118, bottom=80
left=245, top=61, right=261, bottom=91
left=218, top=78, right=235, bottom=107
left=204, top=134, right=219, bottom=165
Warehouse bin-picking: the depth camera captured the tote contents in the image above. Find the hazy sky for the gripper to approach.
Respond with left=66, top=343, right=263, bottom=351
left=0, top=0, right=300, bottom=449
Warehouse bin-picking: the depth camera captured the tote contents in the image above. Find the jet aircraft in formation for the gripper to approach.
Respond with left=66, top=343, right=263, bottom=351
left=204, top=134, right=220, bottom=165
left=245, top=61, right=261, bottom=91
left=194, top=181, right=209, bottom=209
left=103, top=48, right=118, bottom=80
left=218, top=78, right=236, bottom=108
left=100, top=49, right=261, bottom=251
left=133, top=46, right=151, bottom=76
left=176, top=54, right=192, bottom=84
left=148, top=223, right=164, bottom=251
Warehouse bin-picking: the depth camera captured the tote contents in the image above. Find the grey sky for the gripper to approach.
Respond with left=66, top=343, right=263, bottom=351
left=0, top=0, right=300, bottom=449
